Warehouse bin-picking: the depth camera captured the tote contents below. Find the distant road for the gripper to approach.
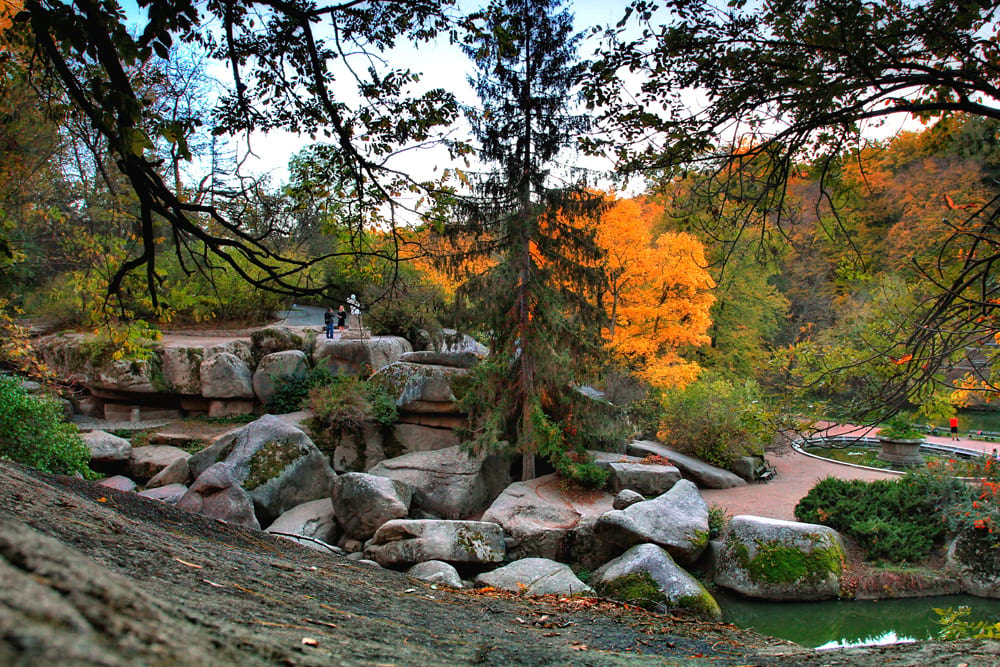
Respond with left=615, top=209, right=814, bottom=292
left=276, top=304, right=325, bottom=327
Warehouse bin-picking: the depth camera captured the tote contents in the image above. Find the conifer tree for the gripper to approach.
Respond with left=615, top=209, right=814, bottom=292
left=444, top=0, right=606, bottom=481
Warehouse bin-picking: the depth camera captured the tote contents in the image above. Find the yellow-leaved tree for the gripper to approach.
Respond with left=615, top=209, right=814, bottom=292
left=596, top=196, right=715, bottom=389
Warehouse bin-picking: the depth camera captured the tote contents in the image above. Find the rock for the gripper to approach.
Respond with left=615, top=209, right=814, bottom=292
left=613, top=489, right=645, bottom=510
left=77, top=395, right=103, bottom=418
left=369, top=446, right=511, bottom=519
left=364, top=519, right=505, bottom=568
left=370, top=361, right=468, bottom=413
left=313, top=336, right=412, bottom=375
left=265, top=498, right=339, bottom=552
left=731, top=456, right=759, bottom=483
left=406, top=561, right=464, bottom=588
left=203, top=414, right=337, bottom=526
left=207, top=399, right=255, bottom=418
left=481, top=474, right=614, bottom=562
left=475, top=558, right=592, bottom=596
left=714, top=515, right=846, bottom=601
left=331, top=472, right=411, bottom=541
left=592, top=479, right=709, bottom=567
left=399, top=351, right=480, bottom=369
left=145, top=456, right=191, bottom=488
left=592, top=451, right=682, bottom=496
left=253, top=350, right=309, bottom=405
left=626, top=440, right=746, bottom=489
left=98, top=475, right=137, bottom=492
left=128, top=446, right=190, bottom=482
left=137, top=483, right=188, bottom=504
left=251, top=326, right=308, bottom=356
left=95, top=358, right=158, bottom=393
left=206, top=340, right=254, bottom=366
left=592, top=544, right=721, bottom=619
left=947, top=528, right=1000, bottom=598
left=393, top=423, right=461, bottom=452
left=81, top=430, right=132, bottom=463
left=330, top=422, right=385, bottom=473
left=160, top=345, right=204, bottom=395
left=433, top=329, right=489, bottom=356
left=177, top=463, right=260, bottom=529
left=200, top=353, right=254, bottom=399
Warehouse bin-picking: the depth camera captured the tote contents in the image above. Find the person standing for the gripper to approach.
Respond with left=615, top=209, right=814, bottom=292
left=950, top=415, right=960, bottom=441
left=324, top=307, right=335, bottom=339
left=337, top=304, right=347, bottom=331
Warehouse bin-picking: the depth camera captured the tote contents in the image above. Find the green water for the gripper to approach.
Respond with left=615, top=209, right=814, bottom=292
left=717, top=591, right=1000, bottom=648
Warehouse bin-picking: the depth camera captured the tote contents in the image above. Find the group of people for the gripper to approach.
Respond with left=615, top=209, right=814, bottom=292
left=324, top=305, right=346, bottom=339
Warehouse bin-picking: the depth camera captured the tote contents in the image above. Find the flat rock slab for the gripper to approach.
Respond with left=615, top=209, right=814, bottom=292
left=627, top=440, right=746, bottom=489
left=475, top=558, right=592, bottom=596
left=364, top=519, right=505, bottom=568
left=591, top=451, right=682, bottom=496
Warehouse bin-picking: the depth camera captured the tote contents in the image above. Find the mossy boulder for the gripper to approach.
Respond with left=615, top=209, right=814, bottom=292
left=947, top=528, right=1000, bottom=598
left=251, top=325, right=308, bottom=356
left=160, top=345, right=204, bottom=395
left=715, top=515, right=846, bottom=601
left=364, top=519, right=505, bottom=568
left=252, top=350, right=309, bottom=404
left=474, top=558, right=592, bottom=596
left=313, top=337, right=413, bottom=377
left=592, top=543, right=721, bottom=619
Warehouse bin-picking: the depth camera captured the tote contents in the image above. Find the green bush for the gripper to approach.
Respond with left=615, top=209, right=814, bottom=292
left=657, top=376, right=786, bottom=469
left=305, top=376, right=398, bottom=452
left=265, top=366, right=336, bottom=414
left=0, top=376, right=92, bottom=476
left=794, top=474, right=967, bottom=563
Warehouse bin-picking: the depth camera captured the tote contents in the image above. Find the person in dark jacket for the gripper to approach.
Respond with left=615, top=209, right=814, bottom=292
left=324, top=307, right=335, bottom=339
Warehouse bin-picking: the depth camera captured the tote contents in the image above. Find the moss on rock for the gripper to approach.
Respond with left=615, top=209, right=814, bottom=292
left=730, top=535, right=844, bottom=586
left=596, top=572, right=668, bottom=611
left=244, top=440, right=306, bottom=490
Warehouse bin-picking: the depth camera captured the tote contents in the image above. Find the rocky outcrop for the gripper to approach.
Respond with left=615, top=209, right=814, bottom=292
left=95, top=358, right=159, bottom=393
left=626, top=441, right=746, bottom=489
left=591, top=451, right=682, bottom=496
left=399, top=350, right=480, bottom=369
left=206, top=340, right=254, bottom=366
left=591, top=480, right=709, bottom=567
left=265, top=498, right=339, bottom=551
left=475, top=558, right=592, bottom=596
left=406, top=561, right=464, bottom=588
left=369, top=446, right=510, bottom=519
left=714, top=515, right=845, bottom=601
left=81, top=430, right=132, bottom=464
left=592, top=543, right=721, bottom=619
left=252, top=350, right=309, bottom=405
left=947, top=528, right=1000, bottom=598
left=251, top=326, right=308, bottom=356
left=370, top=361, right=469, bottom=413
left=128, top=446, right=189, bottom=482
left=177, top=463, right=260, bottom=530
left=331, top=472, right=411, bottom=541
left=481, top=474, right=614, bottom=562
left=200, top=352, right=254, bottom=399
left=364, top=519, right=505, bottom=568
left=199, top=414, right=337, bottom=525
left=145, top=455, right=191, bottom=488
left=313, top=337, right=412, bottom=375
left=612, top=489, right=644, bottom=510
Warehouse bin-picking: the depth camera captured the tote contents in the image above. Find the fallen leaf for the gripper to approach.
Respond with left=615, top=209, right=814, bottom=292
left=301, top=637, right=319, bottom=647
left=174, top=557, right=203, bottom=569
left=571, top=644, right=588, bottom=651
left=202, top=578, right=225, bottom=588
left=96, top=497, right=107, bottom=503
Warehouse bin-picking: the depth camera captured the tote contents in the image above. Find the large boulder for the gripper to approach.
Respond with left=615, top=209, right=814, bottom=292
left=98, top=475, right=137, bottom=492
left=128, top=446, right=190, bottom=482
left=392, top=423, right=461, bottom=453
left=591, top=451, right=682, bottom=496
left=329, top=423, right=385, bottom=473
left=432, top=329, right=489, bottom=357
left=591, top=480, right=709, bottom=567
left=200, top=352, right=254, bottom=399
left=626, top=441, right=746, bottom=489
left=313, top=337, right=412, bottom=376
left=206, top=340, right=254, bottom=366
left=160, top=345, right=204, bottom=395
left=399, top=351, right=480, bottom=369
left=145, top=456, right=191, bottom=488
left=95, top=358, right=159, bottom=393
left=196, top=414, right=337, bottom=525
left=331, top=472, right=411, bottom=541
left=592, top=544, right=721, bottom=619
left=482, top=474, right=614, bottom=562
left=369, top=446, right=510, bottom=519
left=251, top=326, right=308, bottom=356
left=137, top=483, right=188, bottom=504
left=265, top=498, right=339, bottom=551
left=369, top=361, right=467, bottom=413
left=81, top=430, right=132, bottom=464
left=252, top=350, right=309, bottom=405
left=475, top=558, right=592, bottom=596
left=714, top=515, right=846, bottom=601
left=364, top=519, right=505, bottom=568
left=177, top=463, right=260, bottom=529
left=947, top=528, right=1000, bottom=598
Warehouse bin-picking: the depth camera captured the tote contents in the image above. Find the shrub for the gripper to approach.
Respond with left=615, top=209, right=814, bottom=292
left=305, top=376, right=398, bottom=451
left=794, top=473, right=967, bottom=563
left=0, top=376, right=92, bottom=476
left=656, top=376, right=786, bottom=469
left=708, top=504, right=731, bottom=540
left=265, top=366, right=335, bottom=414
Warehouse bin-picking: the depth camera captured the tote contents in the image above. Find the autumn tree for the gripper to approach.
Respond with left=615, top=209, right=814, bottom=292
left=442, top=0, right=606, bottom=482
left=587, top=0, right=1000, bottom=414
left=592, top=196, right=714, bottom=389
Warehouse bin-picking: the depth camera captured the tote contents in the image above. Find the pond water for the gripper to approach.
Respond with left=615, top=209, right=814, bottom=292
left=717, top=591, right=1000, bottom=648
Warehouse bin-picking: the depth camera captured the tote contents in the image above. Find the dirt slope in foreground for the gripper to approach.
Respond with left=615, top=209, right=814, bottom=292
left=1, top=462, right=998, bottom=667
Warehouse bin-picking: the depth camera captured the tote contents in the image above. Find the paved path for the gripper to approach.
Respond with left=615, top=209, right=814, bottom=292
left=701, top=423, right=998, bottom=521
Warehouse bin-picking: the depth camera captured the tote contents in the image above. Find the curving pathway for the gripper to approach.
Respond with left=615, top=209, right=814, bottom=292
left=700, top=422, right=999, bottom=521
